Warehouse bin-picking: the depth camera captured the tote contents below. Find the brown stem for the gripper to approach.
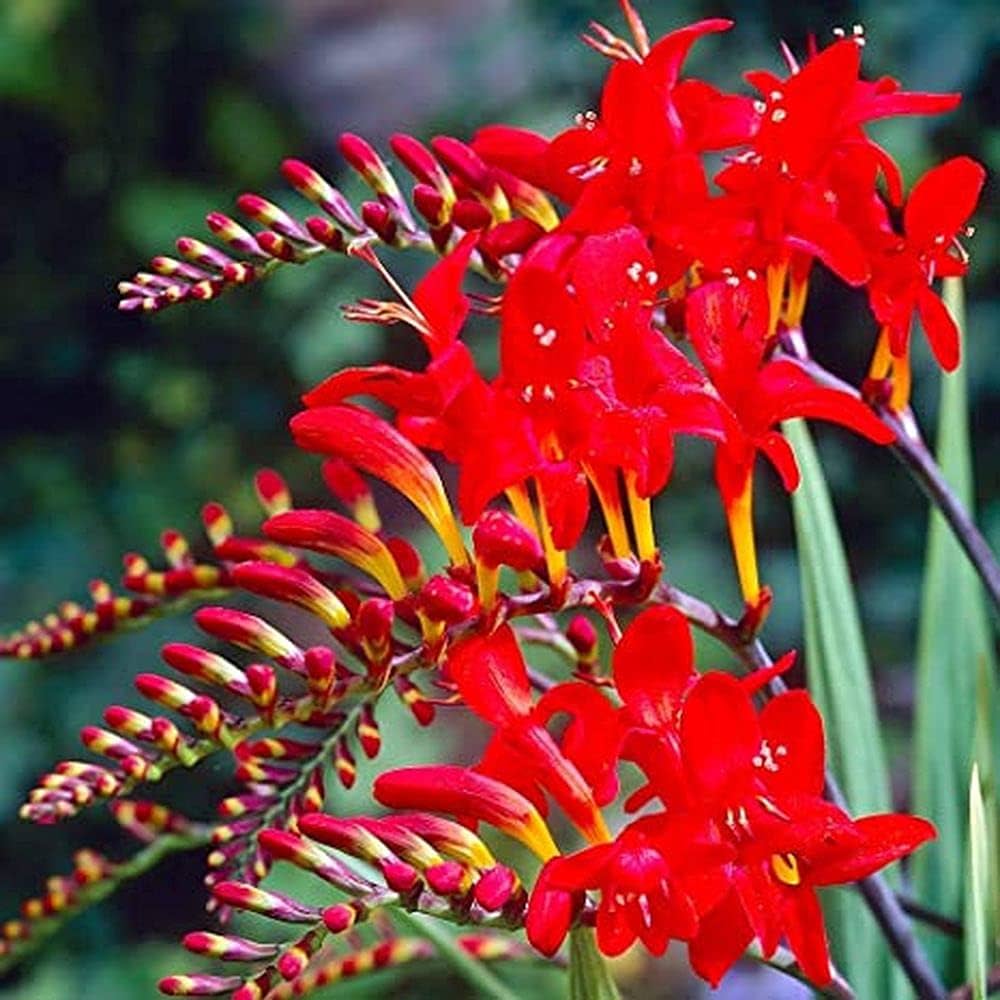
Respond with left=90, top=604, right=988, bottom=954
left=778, top=336, right=1000, bottom=616
left=948, top=964, right=1000, bottom=1000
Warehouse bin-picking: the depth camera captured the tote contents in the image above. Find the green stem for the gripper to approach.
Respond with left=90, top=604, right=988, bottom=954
left=395, top=910, right=522, bottom=1000
left=0, top=827, right=212, bottom=974
left=568, top=928, right=621, bottom=1000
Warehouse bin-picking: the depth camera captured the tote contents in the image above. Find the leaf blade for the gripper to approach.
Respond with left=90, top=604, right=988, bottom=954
left=784, top=418, right=898, bottom=999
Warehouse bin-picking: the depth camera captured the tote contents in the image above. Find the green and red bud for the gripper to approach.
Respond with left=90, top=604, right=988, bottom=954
left=159, top=973, right=244, bottom=996
left=161, top=643, right=250, bottom=697
left=374, top=767, right=559, bottom=861
left=263, top=509, right=407, bottom=600
left=211, top=881, right=320, bottom=923
left=280, top=158, right=364, bottom=233
left=231, top=562, right=350, bottom=630
left=194, top=606, right=302, bottom=670
left=183, top=931, right=278, bottom=962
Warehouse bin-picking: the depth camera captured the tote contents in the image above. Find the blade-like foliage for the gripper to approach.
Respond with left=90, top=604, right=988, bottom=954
left=912, top=277, right=998, bottom=981
left=786, top=418, right=901, bottom=999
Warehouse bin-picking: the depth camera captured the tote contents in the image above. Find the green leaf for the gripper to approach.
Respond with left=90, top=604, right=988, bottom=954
left=569, top=928, right=621, bottom=1000
left=966, top=764, right=991, bottom=1000
left=784, top=418, right=900, bottom=999
left=912, top=277, right=998, bottom=982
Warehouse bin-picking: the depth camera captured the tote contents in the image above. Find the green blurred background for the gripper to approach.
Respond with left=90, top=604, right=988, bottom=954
left=0, top=0, right=995, bottom=996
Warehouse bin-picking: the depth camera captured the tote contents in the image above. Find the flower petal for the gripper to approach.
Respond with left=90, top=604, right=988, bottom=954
left=447, top=626, right=534, bottom=726
left=809, top=814, right=936, bottom=886
left=613, top=606, right=696, bottom=729
left=681, top=673, right=759, bottom=800
left=758, top=690, right=825, bottom=797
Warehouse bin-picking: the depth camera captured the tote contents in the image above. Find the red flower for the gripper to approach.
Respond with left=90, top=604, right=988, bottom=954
left=686, top=280, right=894, bottom=605
left=678, top=672, right=935, bottom=986
left=866, top=156, right=985, bottom=408
left=691, top=37, right=960, bottom=334
left=531, top=814, right=731, bottom=957
left=446, top=625, right=616, bottom=846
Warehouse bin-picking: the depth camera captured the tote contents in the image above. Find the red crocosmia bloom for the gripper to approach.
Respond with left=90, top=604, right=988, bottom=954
left=474, top=18, right=751, bottom=281
left=867, top=156, right=985, bottom=409
left=304, top=232, right=482, bottom=423
left=483, top=225, right=722, bottom=562
left=698, top=37, right=960, bottom=334
left=678, top=673, right=935, bottom=987
left=447, top=627, right=614, bottom=845
left=686, top=280, right=894, bottom=608
left=536, top=815, right=732, bottom=958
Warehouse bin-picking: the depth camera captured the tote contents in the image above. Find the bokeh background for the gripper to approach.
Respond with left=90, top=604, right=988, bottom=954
left=0, top=0, right=996, bottom=996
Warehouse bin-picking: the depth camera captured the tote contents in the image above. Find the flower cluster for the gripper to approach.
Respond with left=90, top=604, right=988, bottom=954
left=374, top=608, right=934, bottom=986
left=2, top=2, right=986, bottom=996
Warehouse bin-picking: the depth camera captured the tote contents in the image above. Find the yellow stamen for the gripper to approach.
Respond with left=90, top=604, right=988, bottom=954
left=771, top=852, right=802, bottom=886
left=868, top=326, right=892, bottom=381
left=475, top=561, right=500, bottom=614
left=624, top=472, right=657, bottom=563
left=889, top=350, right=912, bottom=412
left=534, top=479, right=567, bottom=589
left=505, top=484, right=541, bottom=538
left=784, top=274, right=810, bottom=328
left=585, top=465, right=632, bottom=559
left=726, top=477, right=761, bottom=604
left=765, top=261, right=789, bottom=338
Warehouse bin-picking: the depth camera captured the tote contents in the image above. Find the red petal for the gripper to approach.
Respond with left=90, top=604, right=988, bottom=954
left=916, top=285, right=960, bottom=371
left=758, top=690, right=825, bottom=797
left=686, top=281, right=769, bottom=398
left=786, top=213, right=870, bottom=286
left=542, top=844, right=613, bottom=891
left=755, top=361, right=895, bottom=445
left=904, top=156, right=986, bottom=249
left=412, top=232, right=478, bottom=351
left=446, top=626, right=534, bottom=726
left=596, top=900, right=636, bottom=957
left=534, top=682, right=622, bottom=805
left=681, top=673, right=759, bottom=800
left=526, top=864, right=578, bottom=956
left=688, top=890, right=754, bottom=987
left=536, top=460, right=590, bottom=552
left=643, top=18, right=734, bottom=91
left=781, top=886, right=832, bottom=986
left=571, top=225, right=655, bottom=337
left=613, top=606, right=696, bottom=729
left=757, top=430, right=800, bottom=492
left=809, top=814, right=936, bottom=886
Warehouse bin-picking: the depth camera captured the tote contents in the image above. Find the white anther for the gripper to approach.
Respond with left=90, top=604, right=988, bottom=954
left=753, top=99, right=767, bottom=114
left=769, top=90, right=784, bottom=101
left=725, top=275, right=741, bottom=287
left=626, top=260, right=644, bottom=283
left=646, top=269, right=658, bottom=286
left=539, top=327, right=557, bottom=347
left=833, top=26, right=846, bottom=38
left=771, top=108, right=788, bottom=123
left=521, top=385, right=534, bottom=403
left=541, top=384, right=556, bottom=401
left=746, top=269, right=759, bottom=280
left=629, top=157, right=643, bottom=176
